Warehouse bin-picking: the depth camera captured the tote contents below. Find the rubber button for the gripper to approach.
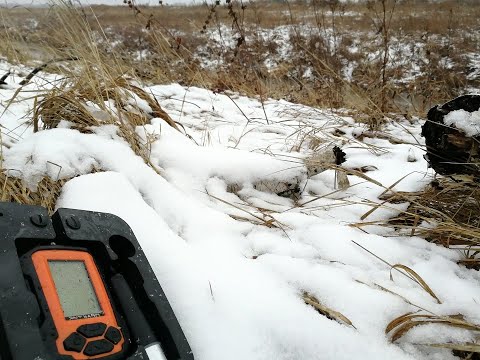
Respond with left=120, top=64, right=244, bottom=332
left=77, top=322, right=107, bottom=338
left=83, top=339, right=114, bottom=356
left=63, top=332, right=86, bottom=352
left=105, top=327, right=122, bottom=344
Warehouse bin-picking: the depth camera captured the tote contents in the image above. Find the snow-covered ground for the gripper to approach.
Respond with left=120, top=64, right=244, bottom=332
left=1, top=60, right=479, bottom=360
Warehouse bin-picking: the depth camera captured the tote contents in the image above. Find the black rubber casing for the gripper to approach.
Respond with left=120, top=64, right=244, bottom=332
left=0, top=202, right=194, bottom=360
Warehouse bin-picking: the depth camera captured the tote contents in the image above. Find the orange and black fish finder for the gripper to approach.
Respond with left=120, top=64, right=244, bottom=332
left=0, top=203, right=194, bottom=360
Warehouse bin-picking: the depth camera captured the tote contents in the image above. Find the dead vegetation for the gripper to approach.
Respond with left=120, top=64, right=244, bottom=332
left=33, top=73, right=178, bottom=172
left=386, top=312, right=480, bottom=355
left=354, top=243, right=480, bottom=359
left=0, top=1, right=479, bottom=358
left=0, top=1, right=180, bottom=209
left=1, top=0, right=480, bottom=122
left=376, top=177, right=480, bottom=270
left=0, top=173, right=68, bottom=215
left=303, top=291, right=356, bottom=329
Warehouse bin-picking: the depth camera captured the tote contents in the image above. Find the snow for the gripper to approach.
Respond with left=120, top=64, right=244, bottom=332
left=1, top=60, right=479, bottom=360
left=444, top=108, right=480, bottom=137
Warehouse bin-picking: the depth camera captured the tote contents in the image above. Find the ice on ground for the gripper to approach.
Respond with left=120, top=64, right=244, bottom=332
left=1, top=60, right=479, bottom=360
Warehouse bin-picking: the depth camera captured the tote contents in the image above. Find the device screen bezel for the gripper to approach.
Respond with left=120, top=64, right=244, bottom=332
left=32, top=249, right=124, bottom=358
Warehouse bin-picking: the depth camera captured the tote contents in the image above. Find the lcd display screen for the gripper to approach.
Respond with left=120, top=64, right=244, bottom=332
left=48, top=260, right=103, bottom=319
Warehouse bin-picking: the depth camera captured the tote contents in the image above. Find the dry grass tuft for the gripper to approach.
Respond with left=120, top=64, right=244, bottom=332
left=355, top=177, right=480, bottom=270
left=34, top=76, right=177, bottom=132
left=35, top=93, right=99, bottom=131
left=31, top=73, right=176, bottom=176
left=1, top=1, right=182, bottom=210
left=0, top=172, right=69, bottom=214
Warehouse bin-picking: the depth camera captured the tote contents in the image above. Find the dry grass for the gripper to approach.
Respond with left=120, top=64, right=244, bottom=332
left=1, top=0, right=480, bottom=119
left=0, top=2, right=181, bottom=206
left=355, top=249, right=480, bottom=359
left=303, top=292, right=356, bottom=329
left=352, top=177, right=480, bottom=271
left=0, top=3, right=479, bottom=358
left=34, top=75, right=177, bottom=131
left=0, top=173, right=68, bottom=214
left=386, top=311, right=480, bottom=359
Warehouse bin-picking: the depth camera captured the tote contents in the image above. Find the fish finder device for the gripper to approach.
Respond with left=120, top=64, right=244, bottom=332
left=0, top=202, right=194, bottom=360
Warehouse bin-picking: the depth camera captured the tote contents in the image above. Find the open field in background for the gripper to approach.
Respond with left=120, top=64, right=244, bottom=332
left=1, top=0, right=480, bottom=120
